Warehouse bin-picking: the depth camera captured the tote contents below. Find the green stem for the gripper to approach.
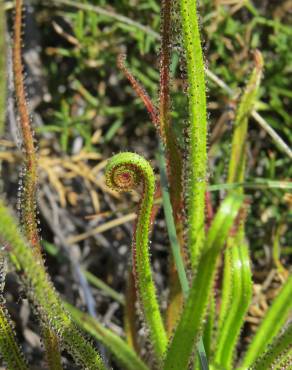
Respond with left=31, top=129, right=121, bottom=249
left=105, top=152, right=167, bottom=362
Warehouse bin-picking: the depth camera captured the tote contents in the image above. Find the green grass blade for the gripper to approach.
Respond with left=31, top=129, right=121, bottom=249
left=157, top=143, right=188, bottom=297
left=65, top=302, right=150, bottom=370
left=179, top=0, right=208, bottom=267
left=241, top=274, right=292, bottom=368
left=208, top=180, right=292, bottom=192
left=163, top=194, right=243, bottom=370
left=84, top=270, right=125, bottom=306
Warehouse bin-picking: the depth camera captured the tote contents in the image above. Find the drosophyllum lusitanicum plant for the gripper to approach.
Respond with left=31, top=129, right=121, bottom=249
left=0, top=0, right=291, bottom=370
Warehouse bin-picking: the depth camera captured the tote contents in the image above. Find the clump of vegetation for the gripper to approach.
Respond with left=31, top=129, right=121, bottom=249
left=0, top=0, right=291, bottom=369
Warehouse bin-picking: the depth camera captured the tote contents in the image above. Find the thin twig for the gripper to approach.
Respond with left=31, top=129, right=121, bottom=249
left=66, top=213, right=136, bottom=245
left=251, top=111, right=292, bottom=159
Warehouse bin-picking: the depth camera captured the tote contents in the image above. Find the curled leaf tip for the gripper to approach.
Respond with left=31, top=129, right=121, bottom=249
left=105, top=152, right=154, bottom=192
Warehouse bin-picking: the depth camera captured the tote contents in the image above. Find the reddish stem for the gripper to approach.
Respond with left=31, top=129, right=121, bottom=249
left=13, top=0, right=40, bottom=255
left=117, top=54, right=159, bottom=128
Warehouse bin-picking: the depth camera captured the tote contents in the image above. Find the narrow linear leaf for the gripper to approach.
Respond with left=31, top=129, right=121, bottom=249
left=84, top=270, right=125, bottom=306
left=208, top=180, right=292, bottom=192
left=159, top=0, right=185, bottom=349
left=0, top=200, right=106, bottom=370
left=250, top=323, right=292, bottom=370
left=163, top=194, right=243, bottom=370
left=227, top=50, right=263, bottom=185
left=105, top=153, right=167, bottom=362
left=0, top=304, right=29, bottom=370
left=0, top=255, right=28, bottom=370
left=13, top=0, right=40, bottom=256
left=157, top=143, right=208, bottom=370
left=215, top=51, right=263, bottom=369
left=0, top=0, right=6, bottom=135
left=117, top=54, right=159, bottom=128
left=241, top=274, right=292, bottom=368
left=159, top=0, right=183, bottom=218
left=66, top=302, right=150, bottom=370
left=157, top=144, right=188, bottom=298
left=215, top=240, right=252, bottom=369
left=203, top=296, right=216, bottom=362
left=14, top=0, right=63, bottom=365
left=180, top=0, right=208, bottom=267
left=42, top=326, right=63, bottom=370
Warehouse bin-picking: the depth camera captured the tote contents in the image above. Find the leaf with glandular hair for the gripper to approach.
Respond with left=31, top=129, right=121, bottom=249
left=0, top=254, right=29, bottom=370
left=240, top=274, right=292, bottom=369
left=250, top=322, right=292, bottom=370
left=0, top=0, right=6, bottom=135
left=13, top=1, right=63, bottom=366
left=179, top=0, right=208, bottom=268
left=0, top=199, right=106, bottom=370
left=105, top=152, right=167, bottom=363
left=163, top=194, right=243, bottom=370
left=227, top=50, right=264, bottom=185
left=215, top=51, right=263, bottom=370
left=65, top=302, right=150, bottom=370
left=214, top=239, right=252, bottom=369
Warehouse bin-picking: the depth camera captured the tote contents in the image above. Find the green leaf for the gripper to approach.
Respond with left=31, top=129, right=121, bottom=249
left=214, top=240, right=252, bottom=369
left=0, top=199, right=106, bottom=370
left=157, top=143, right=209, bottom=370
left=241, top=274, right=292, bottom=368
left=214, top=52, right=263, bottom=369
left=163, top=194, right=243, bottom=370
left=0, top=255, right=29, bottom=370
left=65, top=303, right=150, bottom=370
left=179, top=0, right=208, bottom=267
left=105, top=153, right=167, bottom=362
left=250, top=322, right=292, bottom=370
